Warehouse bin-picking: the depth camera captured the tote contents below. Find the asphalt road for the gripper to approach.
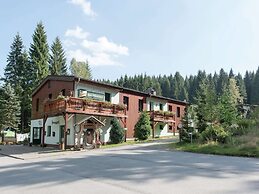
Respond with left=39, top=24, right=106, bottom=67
left=0, top=142, right=259, bottom=194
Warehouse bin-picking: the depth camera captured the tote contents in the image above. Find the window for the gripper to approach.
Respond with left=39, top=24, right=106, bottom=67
left=61, top=89, right=66, bottom=96
left=48, top=93, right=52, bottom=99
left=177, top=107, right=181, bottom=117
left=105, top=92, right=111, bottom=102
left=52, top=132, right=55, bottom=137
left=123, top=96, right=129, bottom=110
left=138, top=99, right=144, bottom=112
left=149, top=102, right=154, bottom=111
left=168, top=105, right=172, bottom=112
left=36, top=98, right=39, bottom=112
left=48, top=81, right=51, bottom=88
left=47, top=126, right=51, bottom=137
left=78, top=89, right=87, bottom=98
left=159, top=103, right=163, bottom=111
left=160, top=125, right=163, bottom=130
left=169, top=125, right=173, bottom=130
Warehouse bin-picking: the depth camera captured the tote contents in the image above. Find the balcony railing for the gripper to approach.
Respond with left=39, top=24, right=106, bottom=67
left=44, top=97, right=127, bottom=118
left=148, top=110, right=175, bottom=123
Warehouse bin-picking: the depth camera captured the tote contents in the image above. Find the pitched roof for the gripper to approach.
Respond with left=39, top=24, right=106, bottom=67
left=32, top=75, right=188, bottom=105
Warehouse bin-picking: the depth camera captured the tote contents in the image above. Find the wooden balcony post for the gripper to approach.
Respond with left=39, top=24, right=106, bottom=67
left=41, top=114, right=47, bottom=147
left=63, top=112, right=68, bottom=150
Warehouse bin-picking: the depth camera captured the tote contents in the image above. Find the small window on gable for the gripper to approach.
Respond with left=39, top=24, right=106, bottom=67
left=48, top=93, right=52, bottom=99
left=123, top=96, right=129, bottom=110
left=105, top=92, right=111, bottom=102
left=36, top=98, right=39, bottom=112
left=159, top=103, right=163, bottom=111
left=177, top=107, right=181, bottom=117
left=168, top=105, right=172, bottom=112
left=149, top=102, right=154, bottom=111
left=138, top=99, right=144, bottom=112
left=61, top=89, right=66, bottom=96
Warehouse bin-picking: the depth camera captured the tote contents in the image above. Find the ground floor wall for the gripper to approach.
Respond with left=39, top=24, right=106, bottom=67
left=31, top=115, right=116, bottom=146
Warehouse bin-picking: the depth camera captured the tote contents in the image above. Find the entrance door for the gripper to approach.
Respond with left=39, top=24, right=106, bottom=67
left=33, top=127, right=41, bottom=144
left=60, top=125, right=65, bottom=143
left=86, top=129, right=94, bottom=144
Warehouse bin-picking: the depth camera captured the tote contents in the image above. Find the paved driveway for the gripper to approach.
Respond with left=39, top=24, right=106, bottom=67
left=0, top=142, right=259, bottom=194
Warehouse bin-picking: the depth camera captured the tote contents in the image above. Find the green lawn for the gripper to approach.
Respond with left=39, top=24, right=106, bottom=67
left=170, top=142, right=259, bottom=158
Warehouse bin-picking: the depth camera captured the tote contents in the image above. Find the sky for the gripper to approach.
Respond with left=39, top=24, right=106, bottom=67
left=1, top=0, right=259, bottom=80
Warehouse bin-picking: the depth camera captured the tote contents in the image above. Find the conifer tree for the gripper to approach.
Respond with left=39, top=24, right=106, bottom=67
left=251, top=67, right=259, bottom=104
left=4, top=34, right=32, bottom=132
left=0, top=84, right=20, bottom=130
left=49, top=37, right=67, bottom=75
left=29, top=22, right=49, bottom=85
left=110, top=118, right=124, bottom=144
left=134, top=112, right=151, bottom=140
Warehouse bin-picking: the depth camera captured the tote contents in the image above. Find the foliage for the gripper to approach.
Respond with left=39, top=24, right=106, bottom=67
left=181, top=105, right=199, bottom=142
left=0, top=84, right=20, bottom=130
left=49, top=37, right=67, bottom=75
left=29, top=21, right=49, bottom=84
left=70, top=58, right=92, bottom=79
left=110, top=118, right=124, bottom=144
left=134, top=112, right=151, bottom=140
left=3, top=34, right=32, bottom=132
left=201, top=125, right=230, bottom=143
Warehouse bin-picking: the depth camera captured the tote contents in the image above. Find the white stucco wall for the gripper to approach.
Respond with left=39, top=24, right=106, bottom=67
left=31, top=116, right=75, bottom=146
left=75, top=83, right=120, bottom=104
left=154, top=123, right=173, bottom=137
left=146, top=97, right=168, bottom=111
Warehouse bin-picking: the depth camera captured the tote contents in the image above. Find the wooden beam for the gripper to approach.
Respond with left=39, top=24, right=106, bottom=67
left=63, top=113, right=68, bottom=150
left=41, top=114, right=48, bottom=147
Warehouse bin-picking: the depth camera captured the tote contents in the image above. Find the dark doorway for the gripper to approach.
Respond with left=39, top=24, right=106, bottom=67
left=33, top=127, right=42, bottom=144
left=85, top=129, right=94, bottom=144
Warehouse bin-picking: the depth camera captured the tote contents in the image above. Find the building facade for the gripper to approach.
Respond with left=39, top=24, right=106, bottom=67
left=30, top=75, right=187, bottom=149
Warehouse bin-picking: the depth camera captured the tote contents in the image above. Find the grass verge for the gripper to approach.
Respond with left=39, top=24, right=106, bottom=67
left=170, top=142, right=259, bottom=158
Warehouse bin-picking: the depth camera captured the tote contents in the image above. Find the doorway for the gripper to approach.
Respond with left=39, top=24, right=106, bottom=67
left=33, top=127, right=42, bottom=144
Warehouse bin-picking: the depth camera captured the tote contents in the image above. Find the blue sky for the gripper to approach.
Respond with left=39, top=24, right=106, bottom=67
left=1, top=0, right=259, bottom=80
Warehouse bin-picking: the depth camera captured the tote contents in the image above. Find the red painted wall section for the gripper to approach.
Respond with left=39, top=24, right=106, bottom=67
left=32, top=80, right=74, bottom=119
left=119, top=92, right=147, bottom=138
left=168, top=102, right=186, bottom=132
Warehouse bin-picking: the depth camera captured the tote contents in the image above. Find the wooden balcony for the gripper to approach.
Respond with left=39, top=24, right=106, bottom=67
left=148, top=110, right=175, bottom=123
left=44, top=97, right=127, bottom=118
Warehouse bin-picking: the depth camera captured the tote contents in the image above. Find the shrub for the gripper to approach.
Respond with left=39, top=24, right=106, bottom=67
left=201, top=125, right=229, bottom=143
left=134, top=112, right=151, bottom=140
left=110, top=118, right=124, bottom=144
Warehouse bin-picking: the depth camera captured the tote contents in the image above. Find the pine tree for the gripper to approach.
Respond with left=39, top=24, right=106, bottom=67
left=109, top=118, right=124, bottom=144
left=49, top=37, right=67, bottom=75
left=29, top=21, right=49, bottom=85
left=0, top=84, right=20, bottom=130
left=4, top=34, right=32, bottom=132
left=251, top=67, right=259, bottom=104
left=217, top=68, right=229, bottom=95
left=70, top=58, right=92, bottom=79
left=134, top=112, right=151, bottom=140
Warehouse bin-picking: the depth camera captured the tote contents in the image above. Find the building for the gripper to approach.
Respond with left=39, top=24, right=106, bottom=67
left=30, top=75, right=187, bottom=149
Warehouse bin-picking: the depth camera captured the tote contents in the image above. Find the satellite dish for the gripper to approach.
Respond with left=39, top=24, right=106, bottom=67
left=178, top=123, right=183, bottom=129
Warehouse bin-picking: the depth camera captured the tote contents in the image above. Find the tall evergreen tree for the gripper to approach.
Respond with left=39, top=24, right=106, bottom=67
left=49, top=37, right=67, bottom=75
left=4, top=34, right=32, bottom=132
left=29, top=21, right=49, bottom=85
left=251, top=67, right=259, bottom=104
left=217, top=68, right=229, bottom=95
left=0, top=84, right=20, bottom=130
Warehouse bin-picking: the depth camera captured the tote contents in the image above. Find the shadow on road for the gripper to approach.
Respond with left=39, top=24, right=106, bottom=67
left=0, top=142, right=259, bottom=192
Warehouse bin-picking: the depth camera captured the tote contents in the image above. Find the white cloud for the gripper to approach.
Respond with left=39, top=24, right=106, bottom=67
left=68, top=0, right=96, bottom=17
left=82, top=36, right=129, bottom=55
left=65, top=26, right=89, bottom=39
left=64, top=27, right=129, bottom=66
